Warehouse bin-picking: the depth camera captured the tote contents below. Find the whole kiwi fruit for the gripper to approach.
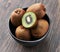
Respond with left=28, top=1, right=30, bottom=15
left=10, top=8, right=25, bottom=27
left=31, top=19, right=49, bottom=38
left=26, top=3, right=46, bottom=19
left=15, top=25, right=30, bottom=40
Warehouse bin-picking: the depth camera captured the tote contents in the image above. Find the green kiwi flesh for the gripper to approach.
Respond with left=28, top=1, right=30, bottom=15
left=22, top=12, right=37, bottom=28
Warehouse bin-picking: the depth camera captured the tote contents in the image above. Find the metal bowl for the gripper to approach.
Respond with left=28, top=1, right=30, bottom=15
left=9, top=8, right=51, bottom=46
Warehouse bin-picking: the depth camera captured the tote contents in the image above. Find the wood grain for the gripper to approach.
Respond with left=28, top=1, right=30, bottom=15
left=0, top=0, right=60, bottom=52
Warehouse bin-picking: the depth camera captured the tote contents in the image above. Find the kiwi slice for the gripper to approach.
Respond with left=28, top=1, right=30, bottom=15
left=22, top=12, right=37, bottom=28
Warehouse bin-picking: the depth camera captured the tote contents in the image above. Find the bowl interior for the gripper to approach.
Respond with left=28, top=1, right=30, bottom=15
left=9, top=8, right=50, bottom=42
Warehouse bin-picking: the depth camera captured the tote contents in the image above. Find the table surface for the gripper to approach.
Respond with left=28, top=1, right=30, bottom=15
left=0, top=0, right=60, bottom=52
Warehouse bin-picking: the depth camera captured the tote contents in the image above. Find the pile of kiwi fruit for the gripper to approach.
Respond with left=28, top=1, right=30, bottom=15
left=10, top=3, right=49, bottom=41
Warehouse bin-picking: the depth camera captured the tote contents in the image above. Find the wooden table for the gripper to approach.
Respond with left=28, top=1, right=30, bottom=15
left=0, top=0, right=60, bottom=52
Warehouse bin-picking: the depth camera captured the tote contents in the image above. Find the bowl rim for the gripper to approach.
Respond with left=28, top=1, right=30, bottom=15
left=9, top=14, right=51, bottom=43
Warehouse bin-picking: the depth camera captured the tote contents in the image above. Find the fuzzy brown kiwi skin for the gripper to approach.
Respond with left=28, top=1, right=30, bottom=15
left=26, top=3, right=46, bottom=19
left=10, top=8, right=25, bottom=27
left=15, top=25, right=31, bottom=41
left=31, top=19, right=49, bottom=38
